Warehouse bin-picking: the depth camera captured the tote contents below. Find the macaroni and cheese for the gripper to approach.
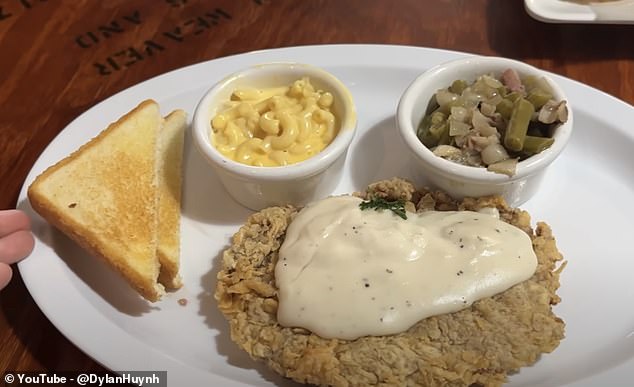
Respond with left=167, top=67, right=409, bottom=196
left=210, top=77, right=338, bottom=167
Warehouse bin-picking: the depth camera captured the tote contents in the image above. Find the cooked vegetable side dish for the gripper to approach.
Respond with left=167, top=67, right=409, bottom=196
left=417, top=69, right=568, bottom=176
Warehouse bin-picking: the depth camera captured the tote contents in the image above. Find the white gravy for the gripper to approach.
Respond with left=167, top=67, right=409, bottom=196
left=275, top=195, right=537, bottom=340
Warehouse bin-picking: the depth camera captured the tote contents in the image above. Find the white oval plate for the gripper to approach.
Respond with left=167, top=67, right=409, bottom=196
left=18, top=44, right=634, bottom=387
left=525, top=0, right=634, bottom=23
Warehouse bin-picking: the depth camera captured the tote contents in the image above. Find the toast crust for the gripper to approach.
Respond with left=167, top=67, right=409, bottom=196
left=157, top=109, right=187, bottom=289
left=28, top=100, right=165, bottom=302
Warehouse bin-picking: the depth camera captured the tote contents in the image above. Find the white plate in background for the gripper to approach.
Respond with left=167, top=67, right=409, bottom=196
left=525, top=0, right=634, bottom=23
left=18, top=44, right=634, bottom=387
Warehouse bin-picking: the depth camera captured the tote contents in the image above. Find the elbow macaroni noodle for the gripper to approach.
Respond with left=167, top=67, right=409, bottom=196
left=210, top=77, right=338, bottom=167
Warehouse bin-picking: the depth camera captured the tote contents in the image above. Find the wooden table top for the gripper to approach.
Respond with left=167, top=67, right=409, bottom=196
left=1, top=0, right=632, bottom=378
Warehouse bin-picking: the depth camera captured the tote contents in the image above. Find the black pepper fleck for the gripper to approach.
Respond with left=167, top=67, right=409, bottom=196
left=460, top=244, right=464, bottom=248
left=495, top=228, right=501, bottom=233
left=364, top=283, right=370, bottom=288
left=457, top=270, right=464, bottom=276
left=68, top=203, right=77, bottom=208
left=386, top=268, right=393, bottom=273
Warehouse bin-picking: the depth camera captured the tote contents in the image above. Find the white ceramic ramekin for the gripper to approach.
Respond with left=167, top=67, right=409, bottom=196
left=192, top=62, right=357, bottom=210
left=397, top=56, right=573, bottom=207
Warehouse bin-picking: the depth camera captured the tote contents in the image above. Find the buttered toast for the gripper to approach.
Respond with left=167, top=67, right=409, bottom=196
left=157, top=110, right=186, bottom=290
left=28, top=100, right=186, bottom=302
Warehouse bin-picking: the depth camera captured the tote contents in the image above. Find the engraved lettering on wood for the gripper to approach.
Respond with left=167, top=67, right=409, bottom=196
left=0, top=6, right=12, bottom=21
left=83, top=0, right=267, bottom=76
left=92, top=7, right=234, bottom=75
left=75, top=10, right=142, bottom=49
left=0, top=0, right=48, bottom=22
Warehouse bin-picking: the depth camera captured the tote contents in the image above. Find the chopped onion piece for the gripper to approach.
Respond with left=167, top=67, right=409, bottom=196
left=484, top=94, right=503, bottom=107
left=469, top=135, right=492, bottom=151
left=461, top=90, right=482, bottom=105
left=480, top=102, right=496, bottom=117
left=487, top=158, right=518, bottom=177
left=538, top=100, right=560, bottom=124
left=449, top=119, right=471, bottom=136
left=454, top=134, right=467, bottom=148
left=482, top=74, right=503, bottom=89
left=472, top=109, right=498, bottom=136
left=465, top=150, right=483, bottom=166
left=481, top=143, right=510, bottom=165
left=432, top=145, right=461, bottom=157
left=450, top=106, right=469, bottom=123
left=435, top=90, right=458, bottom=107
left=557, top=101, right=568, bottom=123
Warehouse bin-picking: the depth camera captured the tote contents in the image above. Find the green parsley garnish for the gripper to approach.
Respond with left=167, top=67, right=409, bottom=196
left=359, top=197, right=407, bottom=220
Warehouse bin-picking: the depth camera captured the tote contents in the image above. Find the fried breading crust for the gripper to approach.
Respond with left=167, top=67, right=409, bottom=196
left=215, top=178, right=565, bottom=386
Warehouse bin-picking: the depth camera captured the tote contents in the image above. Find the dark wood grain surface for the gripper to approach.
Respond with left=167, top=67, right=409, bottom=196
left=1, top=0, right=632, bottom=377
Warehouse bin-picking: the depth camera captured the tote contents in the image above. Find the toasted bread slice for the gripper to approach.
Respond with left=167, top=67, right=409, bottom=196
left=28, top=100, right=167, bottom=301
left=157, top=110, right=186, bottom=289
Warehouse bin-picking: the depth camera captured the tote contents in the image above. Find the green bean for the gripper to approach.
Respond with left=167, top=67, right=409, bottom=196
left=437, top=99, right=463, bottom=115
left=522, top=135, right=554, bottom=155
left=421, top=122, right=448, bottom=148
left=527, top=88, right=553, bottom=110
left=418, top=111, right=449, bottom=148
left=505, top=91, right=522, bottom=103
left=496, top=99, right=514, bottom=120
left=450, top=80, right=469, bottom=94
left=429, top=121, right=445, bottom=137
left=430, top=110, right=446, bottom=126
left=504, top=97, right=533, bottom=152
left=438, top=123, right=452, bottom=145
left=522, top=75, right=540, bottom=92
left=417, top=114, right=433, bottom=146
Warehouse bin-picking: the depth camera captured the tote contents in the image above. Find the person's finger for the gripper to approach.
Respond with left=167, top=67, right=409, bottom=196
left=0, top=230, right=35, bottom=264
left=0, top=263, right=12, bottom=290
left=0, top=210, right=32, bottom=237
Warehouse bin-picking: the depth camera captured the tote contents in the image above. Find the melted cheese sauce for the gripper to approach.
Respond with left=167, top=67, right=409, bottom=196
left=275, top=196, right=537, bottom=340
left=211, top=77, right=337, bottom=167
